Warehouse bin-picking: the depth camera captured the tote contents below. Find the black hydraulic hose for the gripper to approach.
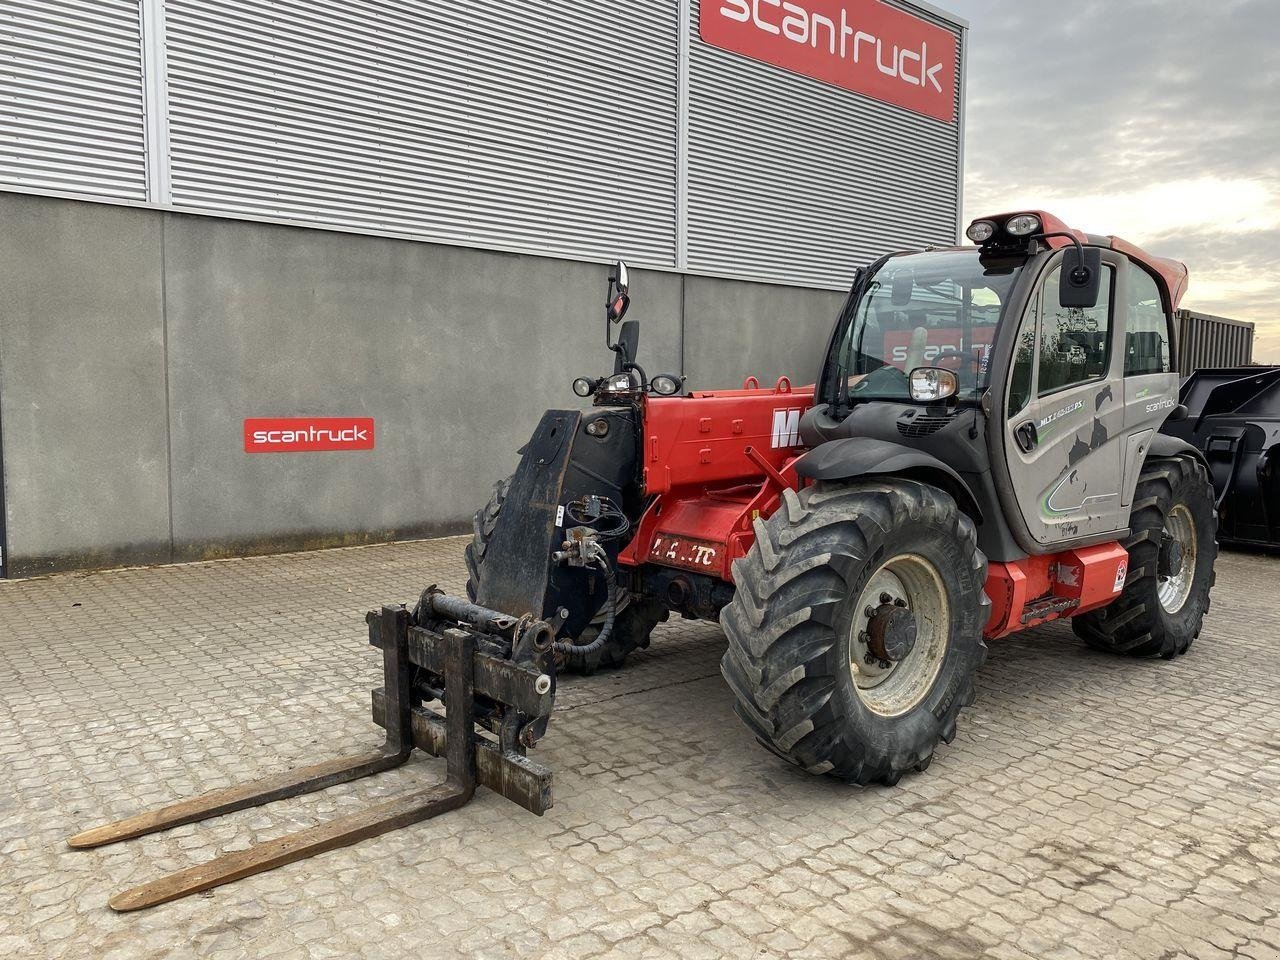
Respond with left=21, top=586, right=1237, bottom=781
left=553, top=553, right=616, bottom=657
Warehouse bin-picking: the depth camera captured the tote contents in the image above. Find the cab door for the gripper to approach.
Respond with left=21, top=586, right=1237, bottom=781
left=1117, top=263, right=1181, bottom=507
left=1002, top=251, right=1130, bottom=548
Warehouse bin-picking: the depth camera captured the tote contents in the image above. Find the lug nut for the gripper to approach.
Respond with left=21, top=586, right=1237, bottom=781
left=880, top=592, right=893, bottom=604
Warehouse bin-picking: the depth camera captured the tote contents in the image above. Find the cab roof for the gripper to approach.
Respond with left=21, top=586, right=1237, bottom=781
left=975, top=210, right=1190, bottom=310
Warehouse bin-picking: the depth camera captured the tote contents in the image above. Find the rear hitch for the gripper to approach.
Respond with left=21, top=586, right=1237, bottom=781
left=67, top=592, right=556, bottom=911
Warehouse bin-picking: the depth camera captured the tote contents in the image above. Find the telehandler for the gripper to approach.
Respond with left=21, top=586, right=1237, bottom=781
left=71, top=211, right=1217, bottom=910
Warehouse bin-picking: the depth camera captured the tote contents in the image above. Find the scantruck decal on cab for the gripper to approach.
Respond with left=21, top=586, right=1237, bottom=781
left=701, top=0, right=958, bottom=122
left=244, top=418, right=375, bottom=453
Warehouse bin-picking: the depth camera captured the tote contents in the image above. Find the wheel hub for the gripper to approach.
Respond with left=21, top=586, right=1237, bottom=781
left=866, top=603, right=918, bottom=663
left=1157, top=504, right=1197, bottom=614
left=1159, top=534, right=1185, bottom=578
left=848, top=555, right=949, bottom=717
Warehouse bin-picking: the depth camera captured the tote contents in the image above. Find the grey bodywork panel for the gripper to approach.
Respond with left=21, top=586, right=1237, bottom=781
left=994, top=251, right=1181, bottom=550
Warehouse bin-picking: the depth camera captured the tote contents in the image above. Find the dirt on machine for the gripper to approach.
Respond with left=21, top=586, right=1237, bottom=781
left=71, top=210, right=1219, bottom=910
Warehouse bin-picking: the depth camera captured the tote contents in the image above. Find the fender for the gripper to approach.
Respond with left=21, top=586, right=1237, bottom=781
left=1147, top=432, right=1209, bottom=469
left=794, top=437, right=984, bottom=523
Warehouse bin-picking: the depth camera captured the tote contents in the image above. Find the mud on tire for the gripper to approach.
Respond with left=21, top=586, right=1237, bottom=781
left=465, top=477, right=665, bottom=673
left=720, top=480, right=989, bottom=786
left=1073, top=457, right=1217, bottom=659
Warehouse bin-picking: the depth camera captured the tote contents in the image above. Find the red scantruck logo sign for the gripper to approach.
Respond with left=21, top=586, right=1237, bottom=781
left=883, top=327, right=994, bottom=368
left=700, top=0, right=957, bottom=123
left=244, top=417, right=375, bottom=453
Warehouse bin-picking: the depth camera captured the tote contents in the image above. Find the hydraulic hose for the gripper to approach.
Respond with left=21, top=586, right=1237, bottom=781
left=553, top=548, right=617, bottom=657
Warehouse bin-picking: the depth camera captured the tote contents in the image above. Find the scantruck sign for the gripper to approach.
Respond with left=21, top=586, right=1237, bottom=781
left=244, top=417, right=375, bottom=453
left=701, top=0, right=958, bottom=122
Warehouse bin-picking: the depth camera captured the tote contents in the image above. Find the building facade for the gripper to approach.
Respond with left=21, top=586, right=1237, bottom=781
left=0, top=0, right=967, bottom=576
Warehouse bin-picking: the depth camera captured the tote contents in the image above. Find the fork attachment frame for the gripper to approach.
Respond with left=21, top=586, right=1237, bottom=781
left=68, top=598, right=556, bottom=912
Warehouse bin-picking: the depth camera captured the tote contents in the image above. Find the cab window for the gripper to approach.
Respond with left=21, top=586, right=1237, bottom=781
left=1037, top=264, right=1114, bottom=396
left=1125, top=266, right=1172, bottom=375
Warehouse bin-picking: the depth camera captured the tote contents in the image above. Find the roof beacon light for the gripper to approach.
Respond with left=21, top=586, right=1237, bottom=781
left=966, top=220, right=997, bottom=244
left=1006, top=214, right=1042, bottom=237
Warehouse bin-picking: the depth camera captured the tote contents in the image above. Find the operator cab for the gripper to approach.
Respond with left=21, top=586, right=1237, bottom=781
left=804, top=211, right=1187, bottom=563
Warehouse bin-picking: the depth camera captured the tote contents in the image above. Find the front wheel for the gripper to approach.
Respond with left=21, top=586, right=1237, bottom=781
left=1073, top=457, right=1217, bottom=658
left=720, top=480, right=989, bottom=786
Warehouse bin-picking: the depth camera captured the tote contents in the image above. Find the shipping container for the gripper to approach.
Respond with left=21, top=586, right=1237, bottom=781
left=1177, top=310, right=1255, bottom=376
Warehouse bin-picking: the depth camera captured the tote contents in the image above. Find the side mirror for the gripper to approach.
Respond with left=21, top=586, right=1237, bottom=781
left=607, top=261, right=631, bottom=322
left=1059, top=247, right=1103, bottom=309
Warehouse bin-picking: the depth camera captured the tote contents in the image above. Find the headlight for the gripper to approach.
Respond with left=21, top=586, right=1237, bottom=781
left=909, top=367, right=959, bottom=403
left=572, top=377, right=597, bottom=397
left=650, top=374, right=682, bottom=396
left=966, top=220, right=997, bottom=243
left=1005, top=214, right=1042, bottom=237
left=598, top=373, right=636, bottom=394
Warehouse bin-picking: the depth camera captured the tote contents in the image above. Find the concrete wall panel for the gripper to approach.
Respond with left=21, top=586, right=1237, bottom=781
left=0, top=194, right=169, bottom=574
left=681, top=275, right=846, bottom=392
left=160, top=212, right=682, bottom=560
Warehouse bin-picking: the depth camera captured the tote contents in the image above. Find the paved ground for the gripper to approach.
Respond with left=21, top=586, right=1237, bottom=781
left=1, top=537, right=1277, bottom=960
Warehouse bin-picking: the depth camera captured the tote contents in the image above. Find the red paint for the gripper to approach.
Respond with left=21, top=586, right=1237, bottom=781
left=699, top=0, right=957, bottom=123
left=615, top=381, right=814, bottom=581
left=244, top=417, right=375, bottom=453
left=983, top=543, right=1128, bottom=639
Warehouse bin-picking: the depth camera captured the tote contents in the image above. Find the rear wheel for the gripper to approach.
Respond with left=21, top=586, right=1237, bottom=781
left=720, top=480, right=989, bottom=785
left=465, top=477, right=664, bottom=673
left=1073, top=457, right=1216, bottom=658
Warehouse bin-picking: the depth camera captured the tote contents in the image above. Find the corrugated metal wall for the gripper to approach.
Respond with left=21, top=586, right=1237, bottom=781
left=0, top=1, right=963, bottom=284
left=0, top=0, right=148, bottom=200
left=685, top=0, right=964, bottom=287
left=1177, top=310, right=1255, bottom=375
left=164, top=0, right=679, bottom=266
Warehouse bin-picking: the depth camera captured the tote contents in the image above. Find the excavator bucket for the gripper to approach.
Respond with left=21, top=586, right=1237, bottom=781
left=68, top=594, right=556, bottom=911
left=1162, top=365, right=1280, bottom=547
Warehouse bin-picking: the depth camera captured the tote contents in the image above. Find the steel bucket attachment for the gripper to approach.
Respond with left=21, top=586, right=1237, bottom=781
left=1163, top=365, right=1280, bottom=546
left=68, top=592, right=556, bottom=911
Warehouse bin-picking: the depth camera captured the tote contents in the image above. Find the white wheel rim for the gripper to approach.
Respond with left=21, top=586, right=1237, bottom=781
left=1158, top=503, right=1197, bottom=614
left=848, top=554, right=950, bottom=717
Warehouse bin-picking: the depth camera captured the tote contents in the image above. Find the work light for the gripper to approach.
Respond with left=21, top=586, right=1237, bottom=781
left=966, top=220, right=996, bottom=243
left=1005, top=214, right=1042, bottom=237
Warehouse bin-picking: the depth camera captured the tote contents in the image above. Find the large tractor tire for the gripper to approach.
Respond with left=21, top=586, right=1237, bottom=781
left=721, top=480, right=989, bottom=786
left=1073, top=457, right=1216, bottom=659
left=465, top=477, right=666, bottom=674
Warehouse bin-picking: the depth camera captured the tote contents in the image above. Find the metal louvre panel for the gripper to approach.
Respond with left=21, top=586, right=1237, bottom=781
left=164, top=0, right=679, bottom=266
left=686, top=0, right=962, bottom=288
left=0, top=0, right=147, bottom=199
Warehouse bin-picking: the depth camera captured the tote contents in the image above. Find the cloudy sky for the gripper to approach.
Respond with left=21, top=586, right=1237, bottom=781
left=943, top=0, right=1280, bottom=360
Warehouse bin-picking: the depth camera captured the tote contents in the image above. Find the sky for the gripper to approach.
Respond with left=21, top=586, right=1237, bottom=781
left=943, top=0, right=1280, bottom=361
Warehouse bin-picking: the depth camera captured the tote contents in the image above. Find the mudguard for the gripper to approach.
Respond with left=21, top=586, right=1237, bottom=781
left=794, top=437, right=983, bottom=522
left=1147, top=432, right=1209, bottom=468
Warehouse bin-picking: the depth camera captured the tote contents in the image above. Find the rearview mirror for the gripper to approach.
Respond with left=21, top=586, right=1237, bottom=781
left=1059, top=247, right=1102, bottom=309
left=607, top=260, right=631, bottom=323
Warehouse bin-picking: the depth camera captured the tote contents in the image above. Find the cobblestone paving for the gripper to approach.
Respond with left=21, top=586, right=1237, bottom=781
left=1, top=538, right=1277, bottom=960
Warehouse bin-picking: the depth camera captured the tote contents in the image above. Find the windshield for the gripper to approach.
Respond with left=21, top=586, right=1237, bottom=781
left=828, top=250, right=1024, bottom=407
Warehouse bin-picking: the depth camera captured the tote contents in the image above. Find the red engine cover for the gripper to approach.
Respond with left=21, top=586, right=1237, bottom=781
left=616, top=378, right=814, bottom=582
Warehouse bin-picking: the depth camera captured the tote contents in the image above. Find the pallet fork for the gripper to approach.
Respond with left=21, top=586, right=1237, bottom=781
left=68, top=592, right=557, bottom=911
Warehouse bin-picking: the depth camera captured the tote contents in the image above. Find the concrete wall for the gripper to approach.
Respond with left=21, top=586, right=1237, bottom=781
left=0, top=193, right=843, bottom=576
